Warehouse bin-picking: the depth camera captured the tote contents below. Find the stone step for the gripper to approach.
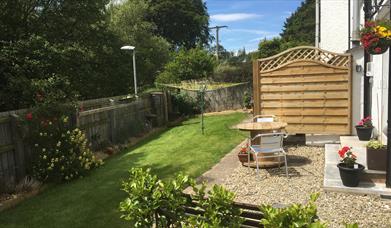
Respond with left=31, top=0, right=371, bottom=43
left=323, top=143, right=391, bottom=196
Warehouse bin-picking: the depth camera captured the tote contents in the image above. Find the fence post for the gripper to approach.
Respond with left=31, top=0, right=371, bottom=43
left=163, top=91, right=169, bottom=124
left=108, top=107, right=116, bottom=144
left=9, top=114, right=26, bottom=182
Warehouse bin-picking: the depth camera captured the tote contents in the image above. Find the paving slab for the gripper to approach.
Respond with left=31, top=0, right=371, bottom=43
left=323, top=143, right=391, bottom=196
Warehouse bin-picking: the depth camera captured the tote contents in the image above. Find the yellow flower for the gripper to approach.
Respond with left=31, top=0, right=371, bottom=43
left=375, top=26, right=389, bottom=38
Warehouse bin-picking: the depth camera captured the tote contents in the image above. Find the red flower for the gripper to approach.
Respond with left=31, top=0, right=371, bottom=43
left=338, top=146, right=350, bottom=158
left=357, top=121, right=364, bottom=126
left=375, top=47, right=382, bottom=53
left=25, top=112, right=33, bottom=121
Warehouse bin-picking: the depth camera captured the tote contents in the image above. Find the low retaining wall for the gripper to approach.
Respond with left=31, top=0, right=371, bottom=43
left=178, top=82, right=250, bottom=113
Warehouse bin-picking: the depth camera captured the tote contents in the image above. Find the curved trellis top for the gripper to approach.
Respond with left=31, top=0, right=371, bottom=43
left=257, top=46, right=351, bottom=73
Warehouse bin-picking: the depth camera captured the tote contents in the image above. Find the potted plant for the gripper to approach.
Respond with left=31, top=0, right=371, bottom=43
left=237, top=144, right=252, bottom=164
left=355, top=116, right=373, bottom=141
left=366, top=140, right=387, bottom=171
left=360, top=20, right=391, bottom=55
left=337, top=146, right=365, bottom=187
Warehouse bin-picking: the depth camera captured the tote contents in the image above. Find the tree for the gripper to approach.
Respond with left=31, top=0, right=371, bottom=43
left=108, top=0, right=171, bottom=86
left=0, top=0, right=133, bottom=111
left=255, top=0, right=315, bottom=59
left=280, top=0, right=315, bottom=44
left=156, top=48, right=215, bottom=84
left=148, top=0, right=210, bottom=49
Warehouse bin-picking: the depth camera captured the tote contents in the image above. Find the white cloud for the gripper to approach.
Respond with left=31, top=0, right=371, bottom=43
left=249, top=34, right=280, bottom=42
left=210, top=13, right=262, bottom=22
left=226, top=29, right=272, bottom=35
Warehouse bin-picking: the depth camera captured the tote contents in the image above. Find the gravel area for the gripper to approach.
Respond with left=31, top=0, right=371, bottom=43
left=222, top=146, right=391, bottom=228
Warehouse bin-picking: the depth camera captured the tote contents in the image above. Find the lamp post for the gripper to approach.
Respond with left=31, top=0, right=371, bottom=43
left=121, top=45, right=138, bottom=98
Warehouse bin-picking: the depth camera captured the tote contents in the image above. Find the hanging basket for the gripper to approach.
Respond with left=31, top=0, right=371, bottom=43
left=361, top=20, right=391, bottom=55
left=366, top=42, right=389, bottom=55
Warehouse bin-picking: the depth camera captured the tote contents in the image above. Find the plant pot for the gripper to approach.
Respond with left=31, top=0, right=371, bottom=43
left=355, top=126, right=373, bottom=141
left=367, top=147, right=387, bottom=171
left=238, top=153, right=252, bottom=163
left=337, top=163, right=365, bottom=187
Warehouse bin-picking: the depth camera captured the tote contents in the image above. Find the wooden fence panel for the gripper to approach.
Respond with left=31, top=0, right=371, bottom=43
left=0, top=93, right=168, bottom=189
left=253, top=46, right=352, bottom=135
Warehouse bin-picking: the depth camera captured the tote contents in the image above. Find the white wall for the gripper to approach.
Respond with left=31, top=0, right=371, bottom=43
left=319, top=0, right=349, bottom=53
left=371, top=6, right=390, bottom=144
left=349, top=47, right=364, bottom=135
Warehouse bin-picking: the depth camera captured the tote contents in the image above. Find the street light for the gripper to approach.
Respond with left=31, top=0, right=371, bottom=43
left=120, top=45, right=138, bottom=98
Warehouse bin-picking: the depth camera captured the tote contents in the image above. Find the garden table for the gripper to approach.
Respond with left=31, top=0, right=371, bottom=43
left=237, top=121, right=288, bottom=168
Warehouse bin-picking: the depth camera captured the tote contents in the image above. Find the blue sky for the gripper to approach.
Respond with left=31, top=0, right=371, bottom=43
left=206, top=0, right=303, bottom=52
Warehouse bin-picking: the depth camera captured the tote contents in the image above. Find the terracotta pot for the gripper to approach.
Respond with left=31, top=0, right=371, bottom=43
left=367, top=147, right=387, bottom=171
left=237, top=153, right=252, bottom=163
left=337, top=163, right=365, bottom=187
left=355, top=126, right=373, bottom=141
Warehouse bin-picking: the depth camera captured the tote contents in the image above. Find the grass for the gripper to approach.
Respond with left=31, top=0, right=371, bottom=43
left=0, top=113, right=247, bottom=228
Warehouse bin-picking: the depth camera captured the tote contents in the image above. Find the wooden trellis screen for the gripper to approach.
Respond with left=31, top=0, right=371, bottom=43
left=253, top=46, right=352, bottom=135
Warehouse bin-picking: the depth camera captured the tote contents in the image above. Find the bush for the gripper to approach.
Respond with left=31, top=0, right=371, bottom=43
left=243, top=91, right=252, bottom=109
left=213, top=62, right=252, bottom=82
left=119, top=168, right=193, bottom=227
left=22, top=76, right=102, bottom=183
left=156, top=48, right=215, bottom=84
left=172, top=92, right=199, bottom=115
left=260, top=193, right=326, bottom=227
left=186, top=184, right=243, bottom=227
left=119, top=168, right=243, bottom=228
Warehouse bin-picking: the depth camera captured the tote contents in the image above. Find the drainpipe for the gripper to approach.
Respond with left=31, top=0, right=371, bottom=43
left=386, top=3, right=391, bottom=188
left=348, top=0, right=351, bottom=50
left=351, top=0, right=363, bottom=47
left=315, top=0, right=320, bottom=48
left=363, top=0, right=372, bottom=117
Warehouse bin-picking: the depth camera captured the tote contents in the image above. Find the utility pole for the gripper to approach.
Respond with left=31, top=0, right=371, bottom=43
left=209, top=26, right=228, bottom=61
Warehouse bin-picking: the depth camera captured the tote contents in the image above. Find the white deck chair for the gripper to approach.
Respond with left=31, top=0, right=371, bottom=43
left=249, top=132, right=288, bottom=178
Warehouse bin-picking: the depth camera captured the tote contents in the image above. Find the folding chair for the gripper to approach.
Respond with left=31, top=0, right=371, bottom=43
left=249, top=132, right=288, bottom=178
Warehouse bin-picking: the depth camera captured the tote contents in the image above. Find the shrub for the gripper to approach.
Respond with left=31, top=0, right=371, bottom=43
left=243, top=91, right=252, bottom=109
left=28, top=125, right=101, bottom=182
left=119, top=168, right=193, bottom=227
left=213, top=62, right=251, bottom=82
left=259, top=193, right=326, bottom=227
left=186, top=184, right=243, bottom=227
left=119, top=168, right=243, bottom=227
left=367, top=140, right=386, bottom=149
left=23, top=76, right=102, bottom=183
left=172, top=92, right=199, bottom=115
left=156, top=48, right=215, bottom=84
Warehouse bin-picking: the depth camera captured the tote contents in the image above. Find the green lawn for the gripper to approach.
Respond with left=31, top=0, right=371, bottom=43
left=0, top=113, right=247, bottom=228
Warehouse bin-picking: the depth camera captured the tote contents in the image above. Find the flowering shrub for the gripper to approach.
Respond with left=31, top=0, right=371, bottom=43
left=356, top=116, right=372, bottom=128
left=338, top=146, right=357, bottom=167
left=22, top=76, right=102, bottom=183
left=25, top=114, right=102, bottom=182
left=360, top=20, right=391, bottom=54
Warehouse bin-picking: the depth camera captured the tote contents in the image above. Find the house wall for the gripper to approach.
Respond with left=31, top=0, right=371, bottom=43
left=371, top=6, right=390, bottom=143
left=319, top=0, right=349, bottom=53
left=319, top=0, right=389, bottom=142
left=349, top=47, right=364, bottom=135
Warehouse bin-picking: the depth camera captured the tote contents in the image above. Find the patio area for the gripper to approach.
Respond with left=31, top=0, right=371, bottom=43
left=194, top=139, right=391, bottom=227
